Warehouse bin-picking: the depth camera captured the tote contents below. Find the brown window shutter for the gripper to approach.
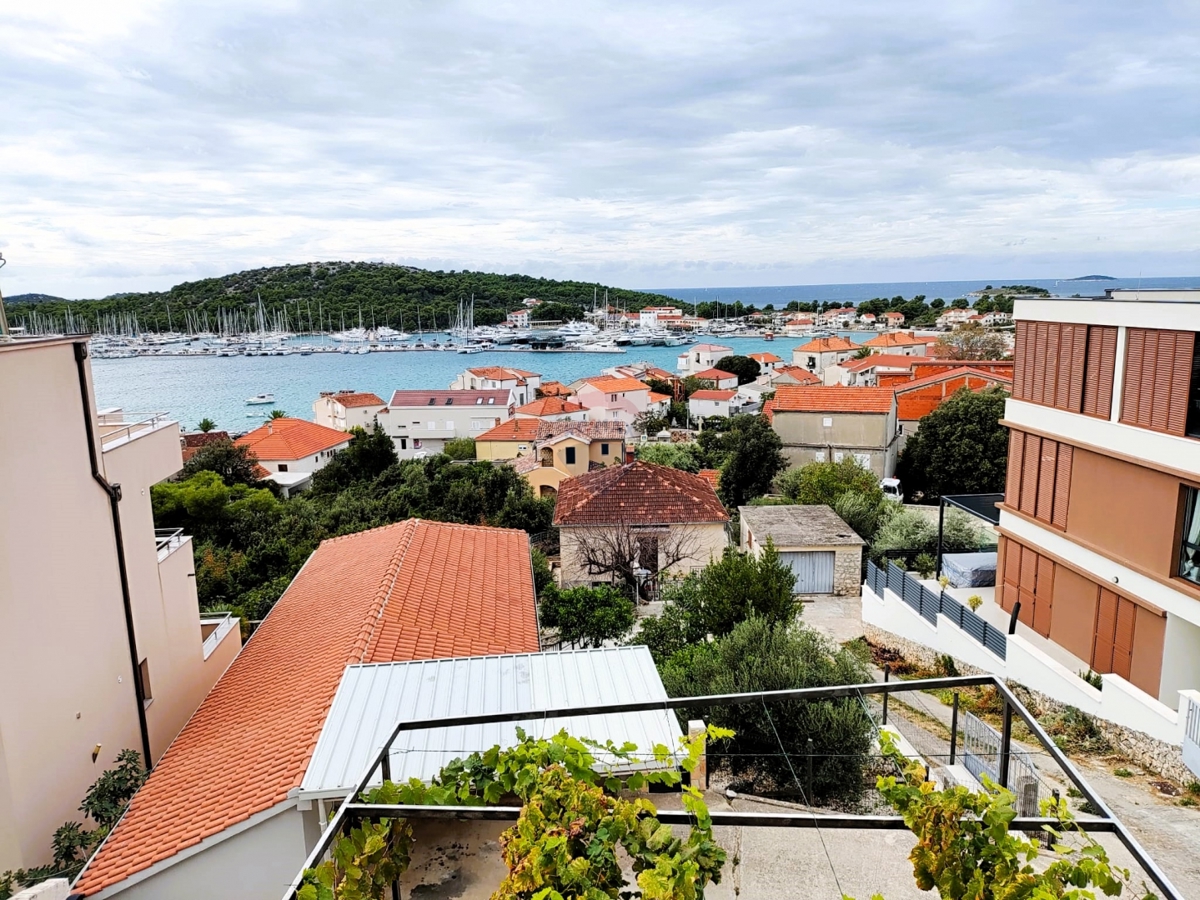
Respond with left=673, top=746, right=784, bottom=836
left=1054, top=324, right=1072, bottom=408
left=1012, top=322, right=1028, bottom=400
left=1033, top=556, right=1054, bottom=638
left=1019, top=543, right=1038, bottom=593
left=1112, top=597, right=1137, bottom=680
left=1093, top=589, right=1119, bottom=672
left=1051, top=444, right=1072, bottom=529
left=1019, top=434, right=1040, bottom=515
left=1121, top=328, right=1145, bottom=425
left=1067, top=325, right=1087, bottom=411
left=1004, top=538, right=1022, bottom=589
left=1045, top=324, right=1061, bottom=409
left=1006, top=430, right=1024, bottom=505
left=1033, top=324, right=1049, bottom=405
left=1036, top=440, right=1058, bottom=523
left=1096, top=326, right=1117, bottom=419
left=1150, top=331, right=1173, bottom=431
left=1141, top=330, right=1160, bottom=429
left=1167, top=332, right=1193, bottom=436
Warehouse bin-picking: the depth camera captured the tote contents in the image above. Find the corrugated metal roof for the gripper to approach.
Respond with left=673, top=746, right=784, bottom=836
left=300, top=646, right=682, bottom=798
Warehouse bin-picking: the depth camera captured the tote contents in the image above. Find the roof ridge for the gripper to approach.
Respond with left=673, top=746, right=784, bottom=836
left=352, top=519, right=419, bottom=664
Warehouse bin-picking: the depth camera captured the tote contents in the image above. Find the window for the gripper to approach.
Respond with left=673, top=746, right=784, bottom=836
left=610, top=394, right=617, bottom=402
left=565, top=446, right=576, bottom=464
left=445, top=397, right=454, bottom=405
left=314, top=456, right=318, bottom=462
left=601, top=442, right=609, bottom=456
left=399, top=438, right=407, bottom=450
left=822, top=416, right=833, bottom=427
left=1005, top=430, right=1072, bottom=530
left=428, top=421, right=436, bottom=430
left=1180, top=488, right=1200, bottom=586
left=138, top=658, right=152, bottom=705
left=428, top=398, right=437, bottom=405
left=278, top=463, right=289, bottom=472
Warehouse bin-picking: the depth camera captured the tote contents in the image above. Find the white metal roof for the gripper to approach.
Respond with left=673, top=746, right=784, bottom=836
left=299, top=646, right=683, bottom=799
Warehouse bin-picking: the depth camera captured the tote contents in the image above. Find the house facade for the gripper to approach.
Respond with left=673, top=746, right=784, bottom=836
left=574, top=377, right=666, bottom=430
left=739, top=505, right=866, bottom=596
left=449, top=367, right=541, bottom=406
left=381, top=389, right=513, bottom=457
left=553, top=461, right=730, bottom=590
left=770, top=386, right=899, bottom=477
left=860, top=331, right=931, bottom=356
left=512, top=396, right=589, bottom=421
left=236, top=418, right=351, bottom=494
left=312, top=391, right=386, bottom=431
left=0, top=336, right=240, bottom=875
left=790, top=336, right=857, bottom=377
left=676, top=343, right=733, bottom=375
left=477, top=421, right=626, bottom=497
left=688, top=389, right=739, bottom=419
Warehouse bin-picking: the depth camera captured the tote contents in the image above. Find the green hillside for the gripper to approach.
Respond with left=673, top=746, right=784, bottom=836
left=5, top=262, right=680, bottom=332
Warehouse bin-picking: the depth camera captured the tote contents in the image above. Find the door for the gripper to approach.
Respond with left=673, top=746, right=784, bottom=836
left=780, top=551, right=835, bottom=594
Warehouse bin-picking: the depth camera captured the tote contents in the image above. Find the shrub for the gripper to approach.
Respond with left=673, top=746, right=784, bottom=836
left=539, top=584, right=635, bottom=648
left=913, top=553, right=936, bottom=578
left=635, top=442, right=704, bottom=473
left=1079, top=668, right=1103, bottom=690
left=776, top=458, right=881, bottom=506
left=661, top=618, right=873, bottom=802
left=442, top=437, right=477, bottom=460
left=1113, top=767, right=1133, bottom=778
left=871, top=507, right=982, bottom=564
left=830, top=489, right=890, bottom=542
left=967, top=594, right=983, bottom=611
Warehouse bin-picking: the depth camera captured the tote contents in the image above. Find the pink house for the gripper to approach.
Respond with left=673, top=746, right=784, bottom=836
left=574, top=376, right=657, bottom=430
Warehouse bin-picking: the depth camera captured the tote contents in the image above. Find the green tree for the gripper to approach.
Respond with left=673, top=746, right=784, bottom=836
left=870, top=507, right=982, bottom=565
left=80, top=749, right=147, bottom=830
left=181, top=438, right=262, bottom=487
left=950, top=297, right=970, bottom=309
left=930, top=298, right=945, bottom=310
left=697, top=414, right=785, bottom=507
left=268, top=409, right=287, bottom=419
left=635, top=442, right=703, bottom=473
left=714, top=355, right=761, bottom=385
left=897, top=387, right=1009, bottom=502
left=442, top=437, right=477, bottom=460
left=662, top=618, right=873, bottom=801
left=310, top=425, right=399, bottom=493
left=776, top=457, right=882, bottom=506
left=539, top=584, right=636, bottom=647
left=491, top=490, right=556, bottom=534
left=934, top=322, right=1009, bottom=360
left=196, top=417, right=216, bottom=432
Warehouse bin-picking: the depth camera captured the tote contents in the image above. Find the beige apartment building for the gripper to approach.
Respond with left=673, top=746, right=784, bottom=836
left=0, top=336, right=240, bottom=874
left=769, top=385, right=899, bottom=477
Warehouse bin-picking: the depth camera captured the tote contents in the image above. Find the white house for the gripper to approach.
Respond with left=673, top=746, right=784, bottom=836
left=676, top=343, right=733, bottom=375
left=982, top=311, right=1012, bottom=326
left=791, top=336, right=857, bottom=376
left=449, top=366, right=542, bottom=406
left=859, top=313, right=877, bottom=326
left=688, top=389, right=739, bottom=419
left=936, top=308, right=974, bottom=328
left=312, top=391, right=387, bottom=431
left=506, top=310, right=530, bottom=329
left=236, top=418, right=352, bottom=495
left=882, top=311, right=905, bottom=328
left=748, top=351, right=782, bottom=373
left=381, top=389, right=513, bottom=457
left=692, top=367, right=739, bottom=390
left=513, top=396, right=590, bottom=422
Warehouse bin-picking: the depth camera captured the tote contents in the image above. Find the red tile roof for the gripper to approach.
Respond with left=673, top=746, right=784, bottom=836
left=894, top=368, right=1011, bottom=421
left=535, top=421, right=627, bottom=442
left=324, top=391, right=385, bottom=408
left=467, top=366, right=539, bottom=384
left=538, top=381, right=573, bottom=397
left=862, top=331, right=930, bottom=348
left=762, top=399, right=776, bottom=422
left=692, top=368, right=737, bottom=381
left=74, top=519, right=538, bottom=896
left=180, top=431, right=230, bottom=462
left=388, top=389, right=511, bottom=407
left=686, top=343, right=733, bottom=353
left=749, top=352, right=781, bottom=363
left=477, top=418, right=542, bottom=442
left=647, top=391, right=672, bottom=403
left=841, top=354, right=918, bottom=373
left=690, top=389, right=737, bottom=401
left=794, top=336, right=856, bottom=353
left=236, top=418, right=350, bottom=461
left=773, top=366, right=822, bottom=385
left=772, top=386, right=895, bottom=414
left=581, top=376, right=651, bottom=394
left=553, top=461, right=728, bottom=526
left=514, top=397, right=586, bottom=417
left=698, top=469, right=721, bottom=488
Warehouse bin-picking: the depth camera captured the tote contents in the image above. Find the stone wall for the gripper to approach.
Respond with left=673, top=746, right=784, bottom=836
left=864, top=623, right=1194, bottom=786
left=834, top=547, right=864, bottom=596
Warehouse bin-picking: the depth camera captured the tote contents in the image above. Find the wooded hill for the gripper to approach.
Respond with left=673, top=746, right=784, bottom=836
left=5, top=262, right=680, bottom=332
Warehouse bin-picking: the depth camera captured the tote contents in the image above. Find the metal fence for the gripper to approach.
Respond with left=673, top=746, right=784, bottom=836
left=867, top=560, right=1007, bottom=660
left=1184, top=693, right=1200, bottom=778
left=960, top=710, right=1040, bottom=812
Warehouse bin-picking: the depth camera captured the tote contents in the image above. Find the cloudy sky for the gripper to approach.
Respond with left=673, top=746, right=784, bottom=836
left=2, top=0, right=1199, bottom=297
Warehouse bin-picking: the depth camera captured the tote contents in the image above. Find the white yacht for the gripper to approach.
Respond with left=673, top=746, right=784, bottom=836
left=246, top=393, right=276, bottom=405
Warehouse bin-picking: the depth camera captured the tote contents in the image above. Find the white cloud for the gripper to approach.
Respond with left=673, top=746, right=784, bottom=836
left=1, top=0, right=1199, bottom=297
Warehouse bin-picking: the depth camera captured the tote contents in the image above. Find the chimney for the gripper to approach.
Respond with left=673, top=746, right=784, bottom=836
left=267, top=421, right=273, bottom=435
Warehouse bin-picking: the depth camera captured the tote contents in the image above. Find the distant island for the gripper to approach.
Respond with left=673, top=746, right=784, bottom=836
left=1064, top=275, right=1117, bottom=282
left=5, top=293, right=69, bottom=304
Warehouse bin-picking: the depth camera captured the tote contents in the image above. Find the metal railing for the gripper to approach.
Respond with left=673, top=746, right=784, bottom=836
left=200, top=612, right=237, bottom=660
left=960, top=710, right=1039, bottom=810
left=278, top=673, right=1184, bottom=900
left=1184, top=692, right=1200, bottom=778
left=868, top=560, right=1007, bottom=660
left=98, top=411, right=172, bottom=447
left=154, top=527, right=186, bottom=557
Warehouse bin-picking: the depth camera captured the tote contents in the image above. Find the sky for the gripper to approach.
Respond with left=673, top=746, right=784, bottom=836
left=2, top=0, right=1199, bottom=298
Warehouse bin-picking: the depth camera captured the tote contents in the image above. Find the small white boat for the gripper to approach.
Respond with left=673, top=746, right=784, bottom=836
left=457, top=346, right=483, bottom=354
left=246, top=393, right=275, bottom=405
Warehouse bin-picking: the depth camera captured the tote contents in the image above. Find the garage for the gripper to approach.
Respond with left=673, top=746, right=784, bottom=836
left=779, top=551, right=836, bottom=594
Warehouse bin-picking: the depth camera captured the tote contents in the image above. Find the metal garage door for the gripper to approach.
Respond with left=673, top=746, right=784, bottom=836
left=779, top=551, right=835, bottom=594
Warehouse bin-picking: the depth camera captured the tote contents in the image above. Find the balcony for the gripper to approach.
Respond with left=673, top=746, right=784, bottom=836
left=155, top=527, right=189, bottom=561
left=200, top=612, right=239, bottom=661
left=97, top=409, right=182, bottom=484
left=97, top=409, right=174, bottom=450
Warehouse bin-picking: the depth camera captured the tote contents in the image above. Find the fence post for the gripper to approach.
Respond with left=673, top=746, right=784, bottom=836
left=881, top=665, right=889, bottom=725
left=949, top=692, right=959, bottom=765
left=998, top=700, right=1013, bottom=788
left=688, top=720, right=707, bottom=790
left=806, top=737, right=814, bottom=804
left=1008, top=600, right=1021, bottom=635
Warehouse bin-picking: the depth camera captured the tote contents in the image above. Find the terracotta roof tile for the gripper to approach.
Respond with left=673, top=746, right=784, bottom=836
left=477, top=418, right=541, bottom=442
left=841, top=354, right=918, bottom=373
left=762, top=399, right=776, bottom=422
left=535, top=420, right=626, bottom=441
left=514, top=397, right=586, bottom=417
left=467, top=366, right=539, bottom=384
left=181, top=431, right=230, bottom=449
left=794, top=336, right=856, bottom=353
left=772, top=386, right=895, bottom=414
left=321, top=391, right=385, bottom=408
left=772, top=366, right=822, bottom=385
left=692, top=368, right=737, bottom=381
left=647, top=392, right=672, bottom=403
left=748, top=352, right=781, bottom=363
left=698, top=468, right=721, bottom=488
left=689, top=389, right=737, bottom=401
left=553, top=461, right=728, bottom=526
left=236, top=418, right=350, bottom=461
left=538, top=381, right=572, bottom=396
left=581, top=376, right=652, bottom=394
left=861, top=331, right=930, bottom=348
left=74, top=519, right=538, bottom=896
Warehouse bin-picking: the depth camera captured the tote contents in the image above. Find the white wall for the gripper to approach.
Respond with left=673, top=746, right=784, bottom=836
left=259, top=443, right=348, bottom=475
left=1160, top=614, right=1200, bottom=707
left=96, top=804, right=308, bottom=900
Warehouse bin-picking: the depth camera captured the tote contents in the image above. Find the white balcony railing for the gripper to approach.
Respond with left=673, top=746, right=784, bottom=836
left=98, top=410, right=172, bottom=449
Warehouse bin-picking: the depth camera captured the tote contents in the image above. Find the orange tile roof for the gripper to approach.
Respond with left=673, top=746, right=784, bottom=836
left=647, top=391, right=672, bottom=403
left=692, top=368, right=737, bottom=381
left=895, top=369, right=1011, bottom=421
left=893, top=366, right=1013, bottom=395
left=514, top=397, right=586, bottom=417
left=862, top=331, right=930, bottom=348
left=841, top=354, right=918, bottom=373
left=553, top=461, right=728, bottom=526
left=794, top=336, right=856, bottom=353
left=698, top=469, right=721, bottom=488
left=326, top=391, right=385, bottom=408
left=467, top=366, right=539, bottom=384
left=773, top=366, right=822, bottom=385
left=761, top=399, right=776, bottom=422
left=749, top=352, right=781, bottom=363
left=74, top=519, right=538, bottom=896
left=476, top=418, right=542, bottom=442
left=772, top=386, right=895, bottom=414
left=538, top=381, right=573, bottom=397
left=582, top=376, right=651, bottom=394
left=690, top=389, right=737, bottom=401
left=236, top=418, right=350, bottom=461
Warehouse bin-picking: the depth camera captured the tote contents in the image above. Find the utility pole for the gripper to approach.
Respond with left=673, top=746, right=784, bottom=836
left=0, top=253, right=10, bottom=340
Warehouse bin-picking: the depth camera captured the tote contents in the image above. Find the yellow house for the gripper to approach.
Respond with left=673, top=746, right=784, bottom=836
left=477, top=420, right=626, bottom=498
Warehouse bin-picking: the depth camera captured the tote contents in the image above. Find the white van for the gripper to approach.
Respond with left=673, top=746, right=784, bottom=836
left=880, top=477, right=903, bottom=501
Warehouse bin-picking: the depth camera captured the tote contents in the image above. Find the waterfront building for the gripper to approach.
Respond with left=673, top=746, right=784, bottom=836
left=235, top=418, right=350, bottom=495
left=512, top=396, right=589, bottom=421
left=0, top=336, right=240, bottom=875
left=449, top=366, right=542, bottom=406
left=691, top=367, right=739, bottom=390
left=312, top=390, right=386, bottom=431
left=859, top=331, right=932, bottom=356
left=790, top=336, right=857, bottom=377
left=675, top=343, right=733, bottom=375
left=380, top=389, right=513, bottom=458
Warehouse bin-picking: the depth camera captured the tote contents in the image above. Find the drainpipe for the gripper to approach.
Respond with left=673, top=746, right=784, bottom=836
left=74, top=341, right=153, bottom=768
